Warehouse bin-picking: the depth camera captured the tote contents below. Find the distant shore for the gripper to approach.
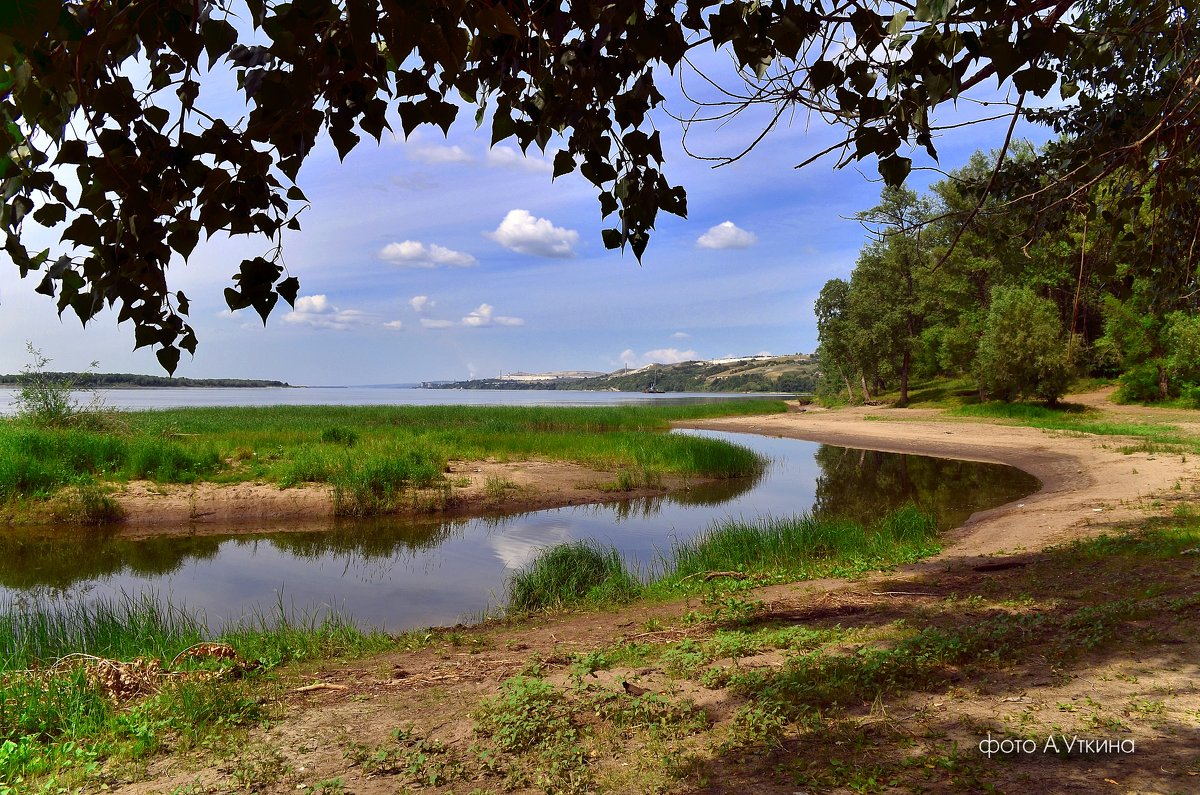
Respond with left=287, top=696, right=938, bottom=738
left=0, top=373, right=291, bottom=388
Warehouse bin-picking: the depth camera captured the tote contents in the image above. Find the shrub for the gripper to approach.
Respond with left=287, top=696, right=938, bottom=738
left=12, top=343, right=119, bottom=431
left=974, top=287, right=1072, bottom=404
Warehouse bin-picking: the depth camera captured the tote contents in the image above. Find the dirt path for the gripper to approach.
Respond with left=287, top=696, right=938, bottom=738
left=111, top=394, right=1200, bottom=795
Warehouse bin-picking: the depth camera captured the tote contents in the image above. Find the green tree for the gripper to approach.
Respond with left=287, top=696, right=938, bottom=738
left=974, top=287, right=1072, bottom=405
left=1, top=0, right=1194, bottom=369
left=851, top=187, right=938, bottom=407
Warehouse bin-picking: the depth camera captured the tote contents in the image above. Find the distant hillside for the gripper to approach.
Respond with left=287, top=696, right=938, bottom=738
left=426, top=355, right=819, bottom=393
left=0, top=372, right=291, bottom=388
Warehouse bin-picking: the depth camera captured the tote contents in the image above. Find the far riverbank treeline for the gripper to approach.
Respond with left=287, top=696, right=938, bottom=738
left=0, top=372, right=291, bottom=388
left=817, top=146, right=1200, bottom=407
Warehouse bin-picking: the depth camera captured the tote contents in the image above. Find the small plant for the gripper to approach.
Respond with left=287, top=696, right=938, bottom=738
left=12, top=343, right=118, bottom=430
left=484, top=476, right=519, bottom=502
left=49, top=480, right=126, bottom=525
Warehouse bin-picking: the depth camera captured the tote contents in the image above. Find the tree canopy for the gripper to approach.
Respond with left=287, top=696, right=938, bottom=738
left=1, top=0, right=1193, bottom=370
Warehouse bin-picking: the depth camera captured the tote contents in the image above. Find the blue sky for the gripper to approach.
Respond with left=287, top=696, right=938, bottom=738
left=0, top=47, right=1041, bottom=385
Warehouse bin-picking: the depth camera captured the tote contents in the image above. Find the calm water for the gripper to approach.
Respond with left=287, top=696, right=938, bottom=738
left=0, top=431, right=1039, bottom=631
left=0, top=386, right=792, bottom=413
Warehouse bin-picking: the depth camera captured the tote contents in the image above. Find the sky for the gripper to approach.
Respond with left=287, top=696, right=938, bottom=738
left=0, top=39, right=1043, bottom=385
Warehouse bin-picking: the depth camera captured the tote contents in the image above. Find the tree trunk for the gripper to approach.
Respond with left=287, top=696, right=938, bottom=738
left=1158, top=363, right=1170, bottom=400
left=897, top=349, right=911, bottom=407
left=860, top=373, right=871, bottom=403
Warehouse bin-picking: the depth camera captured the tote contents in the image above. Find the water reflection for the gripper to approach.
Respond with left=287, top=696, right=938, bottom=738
left=0, top=433, right=1038, bottom=629
left=811, top=445, right=1036, bottom=530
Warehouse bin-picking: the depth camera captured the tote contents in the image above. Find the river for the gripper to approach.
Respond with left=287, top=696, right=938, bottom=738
left=0, top=427, right=1038, bottom=631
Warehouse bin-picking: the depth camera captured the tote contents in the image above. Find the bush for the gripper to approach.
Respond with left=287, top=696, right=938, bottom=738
left=1115, top=362, right=1166, bottom=403
left=12, top=343, right=121, bottom=431
left=974, top=287, right=1072, bottom=404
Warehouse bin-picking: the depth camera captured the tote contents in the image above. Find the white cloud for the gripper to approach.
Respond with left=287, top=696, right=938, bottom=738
left=420, top=318, right=457, bottom=329
left=487, top=209, right=578, bottom=258
left=379, top=241, right=477, bottom=268
left=409, top=295, right=433, bottom=312
left=486, top=145, right=554, bottom=173
left=697, top=221, right=758, bottom=249
left=382, top=320, right=404, bottom=330
left=671, top=331, right=690, bottom=339
left=618, top=347, right=699, bottom=368
left=284, top=295, right=371, bottom=331
left=407, top=143, right=473, bottom=165
left=462, top=303, right=525, bottom=328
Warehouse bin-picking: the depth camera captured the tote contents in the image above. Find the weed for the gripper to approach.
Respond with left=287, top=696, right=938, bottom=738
left=587, top=689, right=709, bottom=739
left=723, top=704, right=788, bottom=751
left=48, top=481, right=125, bottom=525
left=474, top=677, right=588, bottom=794
left=483, top=476, right=518, bottom=502
left=319, top=426, right=358, bottom=446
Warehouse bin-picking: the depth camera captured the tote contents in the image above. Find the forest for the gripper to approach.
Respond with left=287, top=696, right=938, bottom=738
left=815, top=145, right=1200, bottom=407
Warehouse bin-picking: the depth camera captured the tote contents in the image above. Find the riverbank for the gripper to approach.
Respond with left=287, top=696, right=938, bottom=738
left=677, top=389, right=1200, bottom=561
left=9, top=390, right=1200, bottom=793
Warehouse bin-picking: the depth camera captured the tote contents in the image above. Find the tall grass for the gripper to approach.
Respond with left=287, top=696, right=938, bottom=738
left=666, top=503, right=938, bottom=582
left=506, top=541, right=642, bottom=613
left=0, top=593, right=204, bottom=670
left=0, top=403, right=781, bottom=508
left=503, top=505, right=940, bottom=613
left=0, top=594, right=399, bottom=674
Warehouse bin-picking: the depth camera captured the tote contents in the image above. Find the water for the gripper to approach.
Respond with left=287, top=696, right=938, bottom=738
left=0, top=386, right=792, bottom=413
left=0, top=431, right=1039, bottom=631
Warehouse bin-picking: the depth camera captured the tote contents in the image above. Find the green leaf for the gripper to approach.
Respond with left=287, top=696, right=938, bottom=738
left=224, top=287, right=248, bottom=311
left=887, top=10, right=909, bottom=37
left=144, top=106, right=171, bottom=131
left=1012, top=67, right=1057, bottom=98
left=134, top=324, right=159, bottom=349
left=601, top=228, right=623, bottom=249
left=32, top=202, right=66, bottom=226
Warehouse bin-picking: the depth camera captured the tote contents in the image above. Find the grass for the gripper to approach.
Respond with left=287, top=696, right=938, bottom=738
left=502, top=505, right=941, bottom=615
left=663, top=503, right=939, bottom=584
left=506, top=541, right=642, bottom=613
left=0, top=595, right=408, bottom=792
left=949, top=402, right=1200, bottom=453
left=9, top=506, right=1200, bottom=792
left=481, top=510, right=1200, bottom=793
left=0, top=403, right=781, bottom=517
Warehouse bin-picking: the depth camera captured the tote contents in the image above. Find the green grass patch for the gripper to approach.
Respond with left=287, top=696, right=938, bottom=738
left=949, top=402, right=1199, bottom=453
left=0, top=403, right=781, bottom=514
left=506, top=541, right=642, bottom=613
left=503, top=505, right=941, bottom=615
left=0, top=594, right=405, bottom=792
left=661, top=503, right=939, bottom=586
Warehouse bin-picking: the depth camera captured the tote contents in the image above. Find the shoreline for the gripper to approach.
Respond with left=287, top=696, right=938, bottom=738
left=49, top=461, right=726, bottom=539
left=677, top=401, right=1200, bottom=560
